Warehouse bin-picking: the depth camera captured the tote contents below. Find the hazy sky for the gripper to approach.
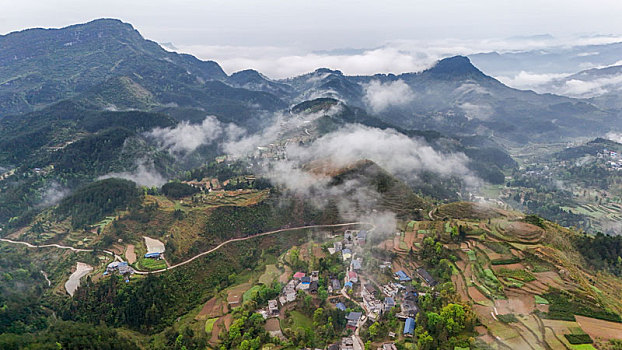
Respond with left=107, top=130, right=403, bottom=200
left=2, top=0, right=622, bottom=78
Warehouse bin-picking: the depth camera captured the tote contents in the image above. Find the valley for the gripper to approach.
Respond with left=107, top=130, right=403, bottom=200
left=0, top=16, right=621, bottom=350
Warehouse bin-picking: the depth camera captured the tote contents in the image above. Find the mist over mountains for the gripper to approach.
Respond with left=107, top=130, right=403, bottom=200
left=0, top=18, right=620, bottom=226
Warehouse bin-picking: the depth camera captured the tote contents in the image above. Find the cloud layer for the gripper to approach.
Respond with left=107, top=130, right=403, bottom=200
left=363, top=80, right=414, bottom=113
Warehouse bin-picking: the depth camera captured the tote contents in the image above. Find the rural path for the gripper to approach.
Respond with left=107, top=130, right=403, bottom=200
left=428, top=207, right=436, bottom=220
left=1, top=222, right=371, bottom=275
left=0, top=238, right=124, bottom=262
left=135, top=222, right=371, bottom=274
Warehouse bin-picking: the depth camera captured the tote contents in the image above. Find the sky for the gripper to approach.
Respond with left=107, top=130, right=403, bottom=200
left=2, top=0, right=622, bottom=78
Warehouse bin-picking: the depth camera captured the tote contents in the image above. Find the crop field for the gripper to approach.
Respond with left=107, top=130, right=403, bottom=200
left=135, top=257, right=167, bottom=271
left=196, top=296, right=227, bottom=320
left=282, top=310, right=313, bottom=331
left=259, top=264, right=281, bottom=285
left=204, top=318, right=218, bottom=334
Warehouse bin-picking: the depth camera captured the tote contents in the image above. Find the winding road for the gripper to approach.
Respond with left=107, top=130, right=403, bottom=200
left=134, top=222, right=371, bottom=274
left=0, top=222, right=371, bottom=275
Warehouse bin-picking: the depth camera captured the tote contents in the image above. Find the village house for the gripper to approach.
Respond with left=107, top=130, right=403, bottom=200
left=400, top=299, right=419, bottom=318
left=309, top=281, right=319, bottom=294
left=279, top=279, right=299, bottom=305
left=404, top=317, right=415, bottom=336
left=416, top=267, right=438, bottom=287
left=331, top=279, right=342, bottom=294
left=347, top=271, right=358, bottom=284
left=379, top=261, right=392, bottom=271
left=336, top=302, right=347, bottom=312
left=333, top=241, right=343, bottom=252
left=342, top=248, right=352, bottom=261
left=104, top=261, right=134, bottom=275
left=351, top=258, right=362, bottom=271
left=363, top=283, right=377, bottom=296
left=346, top=312, right=362, bottom=331
left=144, top=252, right=162, bottom=259
left=268, top=299, right=279, bottom=316
left=293, top=271, right=305, bottom=280
left=364, top=298, right=383, bottom=321
left=311, top=271, right=319, bottom=282
left=340, top=337, right=355, bottom=350
left=395, top=270, right=411, bottom=282
left=357, top=230, right=367, bottom=245
left=403, top=286, right=418, bottom=302
left=381, top=283, right=402, bottom=298
left=384, top=297, right=396, bottom=312
left=379, top=344, right=398, bottom=350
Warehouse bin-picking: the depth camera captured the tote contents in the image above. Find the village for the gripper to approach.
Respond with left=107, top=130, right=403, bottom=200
left=250, top=228, right=438, bottom=350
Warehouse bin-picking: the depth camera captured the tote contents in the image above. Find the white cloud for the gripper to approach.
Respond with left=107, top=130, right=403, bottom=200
left=459, top=103, right=494, bottom=120
left=606, top=132, right=622, bottom=144
left=37, top=182, right=70, bottom=208
left=99, top=162, right=167, bottom=187
left=363, top=80, right=414, bottom=113
left=144, top=116, right=225, bottom=155
left=496, top=71, right=569, bottom=91
left=557, top=74, right=622, bottom=97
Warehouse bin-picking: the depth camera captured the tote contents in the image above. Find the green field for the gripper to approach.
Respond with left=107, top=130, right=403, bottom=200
left=467, top=250, right=477, bottom=261
left=243, top=285, right=263, bottom=302
left=535, top=295, right=549, bottom=304
left=136, top=258, right=167, bottom=271
left=205, top=318, right=218, bottom=334
left=283, top=310, right=313, bottom=330
left=496, top=268, right=536, bottom=282
left=259, top=264, right=280, bottom=285
left=570, top=344, right=597, bottom=350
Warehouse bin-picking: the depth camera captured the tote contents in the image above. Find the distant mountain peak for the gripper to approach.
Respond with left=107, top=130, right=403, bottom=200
left=314, top=68, right=344, bottom=76
left=230, top=69, right=269, bottom=82
left=426, top=56, right=484, bottom=78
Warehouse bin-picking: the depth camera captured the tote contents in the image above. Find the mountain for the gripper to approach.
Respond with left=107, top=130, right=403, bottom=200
left=2, top=19, right=619, bottom=146
left=469, top=41, right=622, bottom=77
left=535, top=64, right=622, bottom=110
left=0, top=18, right=285, bottom=120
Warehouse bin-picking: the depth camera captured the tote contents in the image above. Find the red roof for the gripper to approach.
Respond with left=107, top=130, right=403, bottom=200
left=293, top=272, right=306, bottom=279
left=348, top=271, right=358, bottom=278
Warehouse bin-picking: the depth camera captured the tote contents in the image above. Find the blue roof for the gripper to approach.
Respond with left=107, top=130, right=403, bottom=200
left=336, top=302, right=346, bottom=311
left=345, top=281, right=353, bottom=288
left=342, top=248, right=352, bottom=254
left=404, top=317, right=415, bottom=334
left=144, top=252, right=161, bottom=258
left=385, top=297, right=395, bottom=305
left=396, top=270, right=411, bottom=281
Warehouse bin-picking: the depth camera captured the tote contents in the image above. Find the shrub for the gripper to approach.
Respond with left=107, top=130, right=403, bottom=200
left=564, top=334, right=593, bottom=344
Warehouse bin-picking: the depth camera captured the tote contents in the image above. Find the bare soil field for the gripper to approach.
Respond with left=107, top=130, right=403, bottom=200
left=452, top=274, right=469, bottom=302
left=265, top=318, right=281, bottom=332
left=468, top=286, right=489, bottom=303
left=505, top=222, right=544, bottom=242
left=491, top=262, right=525, bottom=272
left=65, top=262, right=93, bottom=296
left=533, top=271, right=566, bottom=289
left=196, top=296, right=226, bottom=320
left=494, top=294, right=534, bottom=315
left=279, top=265, right=292, bottom=283
left=143, top=236, right=165, bottom=254
left=575, top=315, right=622, bottom=341
left=227, top=282, right=251, bottom=308
left=125, top=244, right=136, bottom=264
left=110, top=244, right=124, bottom=255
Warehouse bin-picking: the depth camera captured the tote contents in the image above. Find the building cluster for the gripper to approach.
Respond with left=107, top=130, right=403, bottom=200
left=103, top=261, right=134, bottom=281
left=327, top=229, right=368, bottom=260
left=278, top=270, right=320, bottom=306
